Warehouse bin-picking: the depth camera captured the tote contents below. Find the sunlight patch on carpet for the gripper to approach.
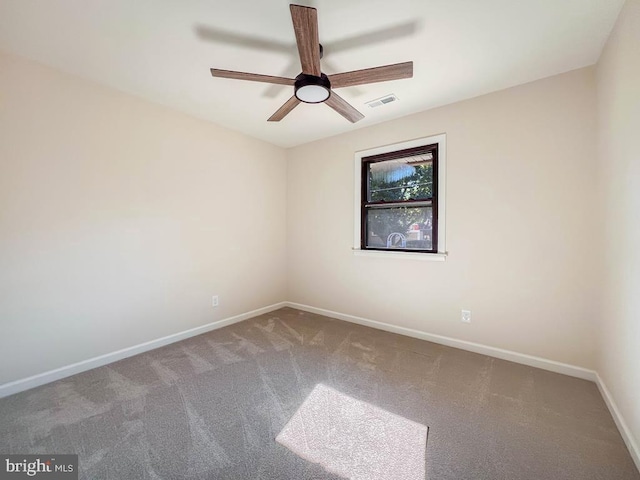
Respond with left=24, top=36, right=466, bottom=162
left=276, top=384, right=427, bottom=480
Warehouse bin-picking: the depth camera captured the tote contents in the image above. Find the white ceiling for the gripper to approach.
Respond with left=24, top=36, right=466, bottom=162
left=0, top=0, right=624, bottom=148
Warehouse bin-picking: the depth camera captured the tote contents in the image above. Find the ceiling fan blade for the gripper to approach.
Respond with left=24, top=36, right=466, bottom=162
left=290, top=4, right=321, bottom=76
left=211, top=69, right=295, bottom=86
left=268, top=96, right=301, bottom=122
left=330, top=62, right=413, bottom=88
left=325, top=92, right=364, bottom=123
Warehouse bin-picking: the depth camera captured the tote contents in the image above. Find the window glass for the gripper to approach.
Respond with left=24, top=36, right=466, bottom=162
left=365, top=206, right=433, bottom=250
left=368, top=153, right=434, bottom=203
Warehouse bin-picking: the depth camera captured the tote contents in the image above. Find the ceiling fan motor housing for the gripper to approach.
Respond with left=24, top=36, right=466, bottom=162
left=294, top=73, right=331, bottom=103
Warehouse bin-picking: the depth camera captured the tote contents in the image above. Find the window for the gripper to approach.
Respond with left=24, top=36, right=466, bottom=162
left=353, top=135, right=446, bottom=258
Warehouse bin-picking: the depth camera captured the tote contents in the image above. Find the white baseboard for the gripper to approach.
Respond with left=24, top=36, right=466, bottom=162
left=595, top=374, right=640, bottom=472
left=0, top=302, right=287, bottom=398
left=285, top=302, right=597, bottom=381
left=286, top=302, right=640, bottom=473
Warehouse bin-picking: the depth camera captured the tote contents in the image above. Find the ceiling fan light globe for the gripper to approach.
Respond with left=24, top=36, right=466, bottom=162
left=294, top=73, right=332, bottom=104
left=296, top=84, right=330, bottom=103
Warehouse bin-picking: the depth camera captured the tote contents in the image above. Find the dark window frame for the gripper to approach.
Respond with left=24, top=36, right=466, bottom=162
left=360, top=144, right=439, bottom=254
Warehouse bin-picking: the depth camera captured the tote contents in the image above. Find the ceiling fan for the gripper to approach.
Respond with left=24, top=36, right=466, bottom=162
left=210, top=4, right=414, bottom=123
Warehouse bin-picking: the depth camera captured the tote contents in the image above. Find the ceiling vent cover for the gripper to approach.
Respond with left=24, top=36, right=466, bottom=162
left=366, top=94, right=399, bottom=108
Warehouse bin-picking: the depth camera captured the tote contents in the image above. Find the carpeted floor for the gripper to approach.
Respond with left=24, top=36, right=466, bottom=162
left=0, top=307, right=638, bottom=479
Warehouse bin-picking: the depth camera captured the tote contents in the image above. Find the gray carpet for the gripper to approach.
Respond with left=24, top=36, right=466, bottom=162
left=0, top=307, right=638, bottom=479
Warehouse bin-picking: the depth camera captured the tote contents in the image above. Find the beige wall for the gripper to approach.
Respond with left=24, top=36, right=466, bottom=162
left=287, top=67, right=599, bottom=368
left=596, top=0, right=640, bottom=457
left=0, top=52, right=287, bottom=385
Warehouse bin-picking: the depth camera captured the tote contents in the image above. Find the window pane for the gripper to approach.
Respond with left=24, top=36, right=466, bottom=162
left=368, top=154, right=433, bottom=202
left=365, top=206, right=433, bottom=250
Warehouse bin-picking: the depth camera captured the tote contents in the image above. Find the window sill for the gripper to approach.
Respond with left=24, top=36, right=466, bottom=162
left=352, top=249, right=447, bottom=261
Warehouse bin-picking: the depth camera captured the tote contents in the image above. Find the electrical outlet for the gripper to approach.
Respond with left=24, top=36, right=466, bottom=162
left=212, top=295, right=219, bottom=307
left=461, top=309, right=471, bottom=324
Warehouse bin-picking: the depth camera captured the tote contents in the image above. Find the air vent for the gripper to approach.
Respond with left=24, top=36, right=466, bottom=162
left=365, top=94, right=399, bottom=108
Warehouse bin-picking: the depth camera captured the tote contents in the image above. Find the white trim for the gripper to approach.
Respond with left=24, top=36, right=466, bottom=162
left=286, top=302, right=596, bottom=381
left=353, top=249, right=447, bottom=261
left=0, top=302, right=287, bottom=398
left=353, top=133, right=447, bottom=256
left=595, top=374, right=640, bottom=472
